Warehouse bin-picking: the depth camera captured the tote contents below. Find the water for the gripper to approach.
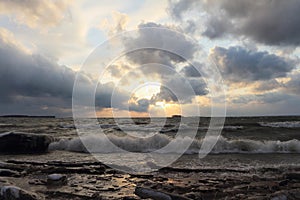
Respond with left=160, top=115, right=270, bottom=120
left=1, top=116, right=300, bottom=171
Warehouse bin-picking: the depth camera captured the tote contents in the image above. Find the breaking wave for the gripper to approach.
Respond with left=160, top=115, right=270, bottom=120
left=49, top=134, right=300, bottom=154
left=259, top=121, right=300, bottom=128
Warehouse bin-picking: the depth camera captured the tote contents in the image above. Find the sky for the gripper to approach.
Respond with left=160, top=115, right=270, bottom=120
left=0, top=0, right=300, bottom=117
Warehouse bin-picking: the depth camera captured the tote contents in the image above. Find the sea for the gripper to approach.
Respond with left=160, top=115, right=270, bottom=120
left=1, top=116, right=300, bottom=173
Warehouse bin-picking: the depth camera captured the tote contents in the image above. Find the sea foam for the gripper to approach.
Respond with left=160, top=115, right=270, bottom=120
left=49, top=134, right=300, bottom=154
left=259, top=121, right=300, bottom=128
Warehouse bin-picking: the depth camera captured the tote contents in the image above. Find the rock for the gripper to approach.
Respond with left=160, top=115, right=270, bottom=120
left=271, top=194, right=288, bottom=200
left=134, top=187, right=192, bottom=200
left=285, top=172, right=300, bottom=180
left=0, top=169, right=20, bottom=177
left=278, top=180, right=289, bottom=186
left=0, top=132, right=52, bottom=154
left=47, top=174, right=67, bottom=186
left=135, top=187, right=172, bottom=200
left=0, top=185, right=41, bottom=200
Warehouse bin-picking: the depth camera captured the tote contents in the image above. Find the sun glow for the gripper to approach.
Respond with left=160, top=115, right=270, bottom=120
left=132, top=82, right=161, bottom=100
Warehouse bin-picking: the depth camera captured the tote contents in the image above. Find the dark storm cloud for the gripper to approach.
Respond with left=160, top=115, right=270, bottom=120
left=107, top=64, right=131, bottom=78
left=168, top=0, right=197, bottom=19
left=254, top=80, right=282, bottom=92
left=169, top=0, right=300, bottom=46
left=122, top=22, right=208, bottom=103
left=211, top=46, right=294, bottom=83
left=285, top=72, right=300, bottom=94
left=151, top=86, right=178, bottom=103
left=231, top=92, right=292, bottom=104
left=0, top=37, right=76, bottom=100
left=95, top=82, right=129, bottom=109
left=129, top=98, right=150, bottom=112
left=258, top=92, right=291, bottom=104
left=0, top=35, right=133, bottom=116
left=202, top=17, right=232, bottom=39
left=180, top=63, right=202, bottom=77
left=152, top=75, right=208, bottom=103
left=123, top=22, right=198, bottom=71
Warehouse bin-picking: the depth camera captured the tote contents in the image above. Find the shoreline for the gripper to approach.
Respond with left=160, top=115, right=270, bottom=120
left=0, top=151, right=300, bottom=199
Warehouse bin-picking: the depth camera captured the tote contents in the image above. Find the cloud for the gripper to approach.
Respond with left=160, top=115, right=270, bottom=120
left=0, top=29, right=134, bottom=116
left=129, top=98, right=150, bottom=112
left=202, top=16, right=232, bottom=39
left=254, top=80, right=282, bottom=92
left=152, top=75, right=208, bottom=103
left=285, top=72, right=300, bottom=94
left=180, top=63, right=202, bottom=77
left=123, top=22, right=198, bottom=70
left=169, top=0, right=300, bottom=46
left=210, top=46, right=294, bottom=83
left=101, top=11, right=129, bottom=35
left=120, top=22, right=208, bottom=104
left=231, top=92, right=292, bottom=105
left=0, top=34, right=76, bottom=100
left=168, top=0, right=197, bottom=20
left=0, top=0, right=72, bottom=28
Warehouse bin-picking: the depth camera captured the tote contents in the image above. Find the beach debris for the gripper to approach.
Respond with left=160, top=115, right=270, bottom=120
left=47, top=174, right=68, bottom=186
left=0, top=132, right=53, bottom=154
left=0, top=185, right=41, bottom=200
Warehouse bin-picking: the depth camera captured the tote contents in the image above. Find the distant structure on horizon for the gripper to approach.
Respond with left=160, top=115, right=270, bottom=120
left=171, top=115, right=183, bottom=118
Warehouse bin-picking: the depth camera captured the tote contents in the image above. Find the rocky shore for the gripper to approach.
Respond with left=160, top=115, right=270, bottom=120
left=0, top=152, right=300, bottom=200
left=0, top=118, right=300, bottom=199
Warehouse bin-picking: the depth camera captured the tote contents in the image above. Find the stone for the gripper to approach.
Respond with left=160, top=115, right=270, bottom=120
left=271, top=194, right=288, bottom=200
left=0, top=185, right=42, bottom=200
left=135, top=187, right=192, bottom=200
left=285, top=172, right=300, bottom=180
left=135, top=187, right=172, bottom=200
left=0, top=132, right=53, bottom=154
left=47, top=174, right=68, bottom=186
left=0, top=169, right=20, bottom=177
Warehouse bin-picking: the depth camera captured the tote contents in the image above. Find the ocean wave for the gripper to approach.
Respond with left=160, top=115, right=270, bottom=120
left=57, top=123, right=243, bottom=133
left=259, top=121, right=300, bottom=128
left=0, top=123, right=14, bottom=127
left=48, top=134, right=300, bottom=154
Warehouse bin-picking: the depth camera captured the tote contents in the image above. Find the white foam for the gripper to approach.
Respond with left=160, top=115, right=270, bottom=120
left=59, top=123, right=75, bottom=129
left=197, top=126, right=243, bottom=130
left=49, top=134, right=300, bottom=154
left=0, top=123, right=13, bottom=127
left=259, top=121, right=300, bottom=128
left=223, top=126, right=243, bottom=130
left=0, top=132, right=12, bottom=138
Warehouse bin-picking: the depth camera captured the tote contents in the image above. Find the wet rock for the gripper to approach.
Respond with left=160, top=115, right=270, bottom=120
left=285, top=172, right=300, bottom=180
left=0, top=185, right=41, bottom=200
left=28, top=179, right=45, bottom=186
left=289, top=189, right=300, bottom=199
left=135, top=187, right=171, bottom=200
left=47, top=174, right=67, bottom=186
left=0, top=169, right=20, bottom=177
left=0, top=132, right=52, bottom=154
left=135, top=187, right=192, bottom=200
left=271, top=194, right=288, bottom=200
left=278, top=180, right=289, bottom=186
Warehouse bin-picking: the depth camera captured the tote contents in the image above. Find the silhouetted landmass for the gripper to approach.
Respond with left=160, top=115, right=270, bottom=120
left=0, top=115, right=55, bottom=118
